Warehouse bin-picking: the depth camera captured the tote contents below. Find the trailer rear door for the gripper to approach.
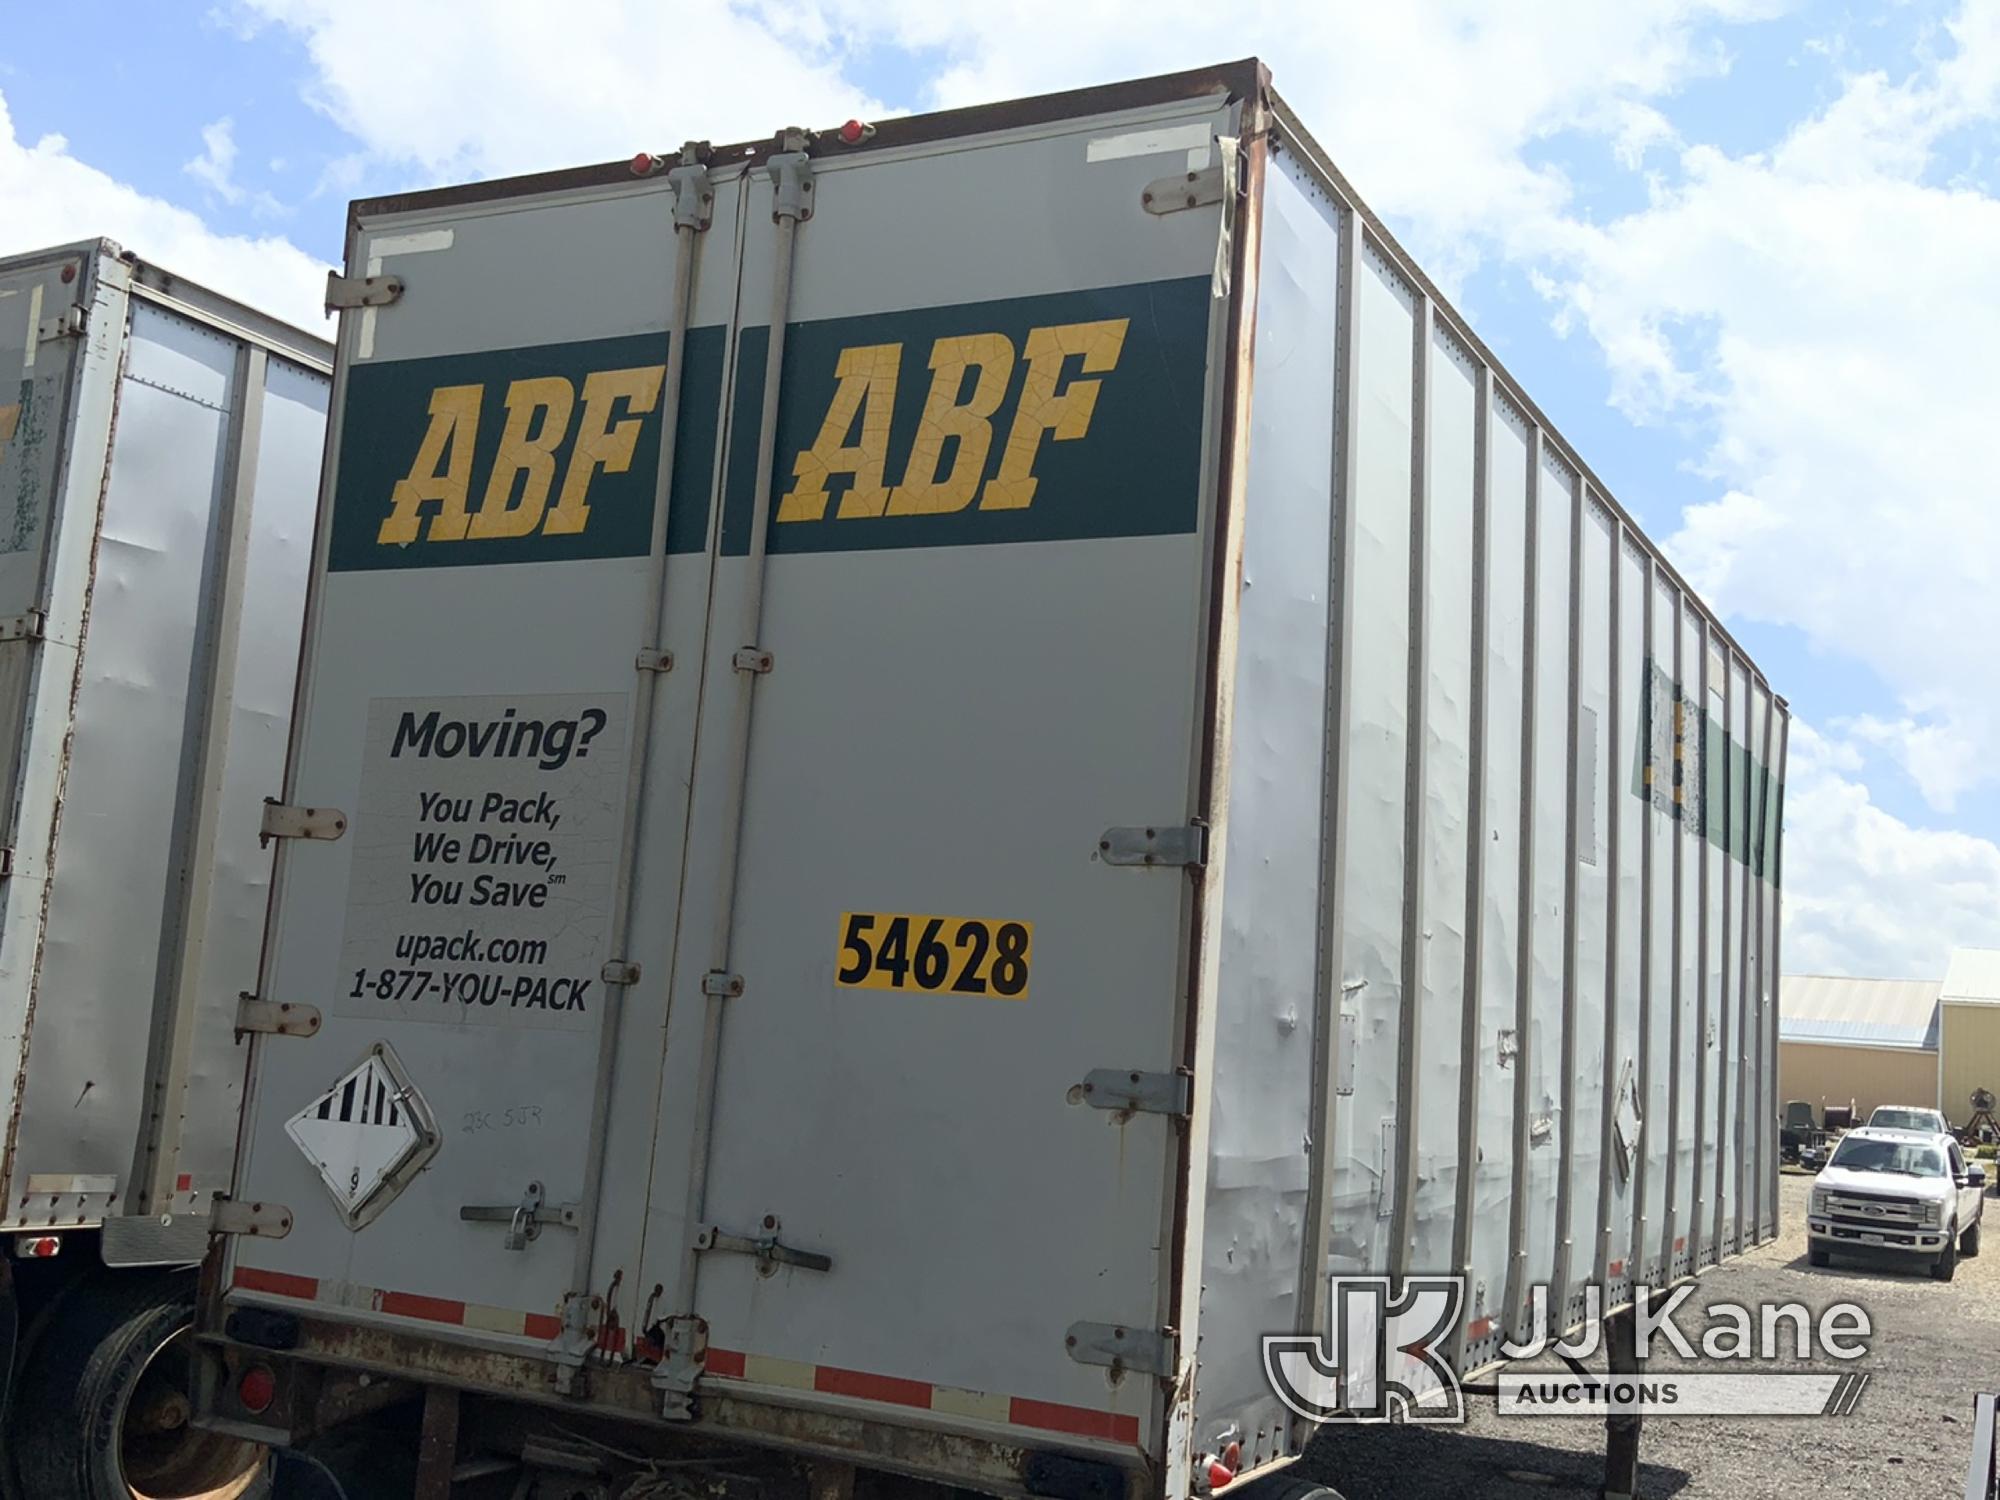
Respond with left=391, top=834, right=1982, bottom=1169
left=227, top=83, right=1245, bottom=1461
left=228, top=178, right=746, bottom=1337
left=638, top=101, right=1238, bottom=1445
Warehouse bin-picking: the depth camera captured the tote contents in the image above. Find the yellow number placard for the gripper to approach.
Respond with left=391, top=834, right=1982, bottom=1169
left=834, top=912, right=1032, bottom=999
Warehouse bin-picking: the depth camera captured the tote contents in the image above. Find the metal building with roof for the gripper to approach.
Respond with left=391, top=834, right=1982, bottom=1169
left=1778, top=974, right=1941, bottom=1122
left=1939, top=947, right=2000, bottom=1128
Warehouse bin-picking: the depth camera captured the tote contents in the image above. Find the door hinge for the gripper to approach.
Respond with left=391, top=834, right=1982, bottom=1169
left=1065, top=1320, right=1176, bottom=1378
left=235, top=994, right=322, bottom=1040
left=36, top=304, right=86, bottom=341
left=1080, top=1067, right=1192, bottom=1118
left=211, top=1198, right=294, bottom=1239
left=1142, top=163, right=1226, bottom=215
left=701, top=971, right=744, bottom=998
left=0, top=610, right=46, bottom=642
left=635, top=648, right=674, bottom=673
left=1097, top=823, right=1206, bottom=868
left=259, top=799, right=348, bottom=847
left=732, top=646, right=773, bottom=674
left=0, top=847, right=12, bottom=880
left=459, top=1180, right=579, bottom=1251
left=694, top=1217, right=831, bottom=1275
left=324, top=271, right=403, bottom=313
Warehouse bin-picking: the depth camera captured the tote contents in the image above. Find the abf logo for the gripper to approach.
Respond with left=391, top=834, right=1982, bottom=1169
left=376, top=365, right=664, bottom=546
left=776, top=318, right=1128, bottom=523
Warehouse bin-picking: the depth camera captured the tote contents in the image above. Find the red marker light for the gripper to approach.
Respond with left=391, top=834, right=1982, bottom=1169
left=838, top=119, right=870, bottom=145
left=631, top=152, right=658, bottom=177
left=1221, top=1441, right=1241, bottom=1472
left=17, top=1235, right=59, bottom=1258
left=237, top=1364, right=277, bottom=1415
left=1207, top=1460, right=1235, bottom=1490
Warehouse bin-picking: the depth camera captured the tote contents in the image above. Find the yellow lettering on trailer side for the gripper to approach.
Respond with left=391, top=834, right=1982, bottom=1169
left=546, top=365, right=665, bottom=536
left=979, top=318, right=1129, bottom=511
left=886, top=333, right=1015, bottom=516
left=777, top=342, right=901, bottom=522
left=467, top=377, right=576, bottom=540
left=379, top=383, right=484, bottom=545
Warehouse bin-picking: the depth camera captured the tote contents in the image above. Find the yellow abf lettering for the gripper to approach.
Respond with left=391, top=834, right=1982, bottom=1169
left=377, top=364, right=664, bottom=546
left=777, top=317, right=1128, bottom=523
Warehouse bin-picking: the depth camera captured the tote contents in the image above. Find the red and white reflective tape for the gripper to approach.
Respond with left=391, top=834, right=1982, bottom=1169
left=231, top=1268, right=1140, bottom=1446
left=703, top=1347, right=1141, bottom=1444
left=233, top=1266, right=562, bottom=1340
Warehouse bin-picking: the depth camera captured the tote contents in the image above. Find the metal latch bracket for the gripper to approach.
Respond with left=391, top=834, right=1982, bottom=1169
left=701, top=971, right=744, bottom=998
left=211, top=1199, right=294, bottom=1239
left=235, top=994, right=322, bottom=1040
left=602, top=960, right=642, bottom=986
left=1080, top=1068, right=1191, bottom=1118
left=732, top=647, right=773, bottom=674
left=1098, top=824, right=1206, bottom=868
left=669, top=150, right=714, bottom=232
left=259, top=800, right=348, bottom=847
left=1065, top=1320, right=1175, bottom=1378
left=768, top=143, right=814, bottom=223
left=0, top=610, right=46, bottom=642
left=635, top=648, right=673, bottom=673
left=694, top=1217, right=831, bottom=1276
left=459, top=1180, right=579, bottom=1251
left=324, top=272, right=403, bottom=313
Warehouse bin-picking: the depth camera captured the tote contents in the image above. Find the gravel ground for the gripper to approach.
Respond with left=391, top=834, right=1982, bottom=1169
left=1290, top=1171, right=1998, bottom=1500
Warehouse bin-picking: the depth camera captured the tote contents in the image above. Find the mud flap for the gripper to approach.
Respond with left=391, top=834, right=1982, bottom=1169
left=0, top=1261, right=15, bottom=1435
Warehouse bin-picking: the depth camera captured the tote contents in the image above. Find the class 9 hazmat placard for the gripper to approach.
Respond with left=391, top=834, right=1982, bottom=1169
left=335, top=692, right=627, bottom=1030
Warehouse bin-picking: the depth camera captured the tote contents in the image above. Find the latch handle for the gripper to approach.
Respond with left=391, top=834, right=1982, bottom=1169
left=459, top=1180, right=579, bottom=1251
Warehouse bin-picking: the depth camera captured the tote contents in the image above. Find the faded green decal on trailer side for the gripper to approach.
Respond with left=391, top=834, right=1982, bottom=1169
left=721, top=276, right=1213, bottom=554
left=0, top=376, right=45, bottom=554
left=327, top=328, right=724, bottom=572
left=1635, top=659, right=1784, bottom=884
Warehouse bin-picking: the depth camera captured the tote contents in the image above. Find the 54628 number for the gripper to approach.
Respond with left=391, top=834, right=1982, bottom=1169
left=836, top=912, right=1032, bottom=999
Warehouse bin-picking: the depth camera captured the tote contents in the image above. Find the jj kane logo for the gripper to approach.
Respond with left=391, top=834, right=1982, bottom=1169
left=1266, top=1278, right=1874, bottom=1424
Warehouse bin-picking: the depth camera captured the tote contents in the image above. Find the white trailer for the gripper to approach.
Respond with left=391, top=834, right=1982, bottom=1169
left=0, top=241, right=329, bottom=1498
left=197, top=61, right=1786, bottom=1500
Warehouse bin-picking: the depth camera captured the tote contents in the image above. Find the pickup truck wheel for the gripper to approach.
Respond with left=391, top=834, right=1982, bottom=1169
left=1808, top=1248, right=1831, bottom=1268
left=1932, top=1231, right=1959, bottom=1282
left=9, top=1269, right=262, bottom=1499
left=1960, top=1218, right=1981, bottom=1257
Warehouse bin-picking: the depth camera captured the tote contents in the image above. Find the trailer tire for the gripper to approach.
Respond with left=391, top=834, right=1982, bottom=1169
left=1960, top=1218, right=1980, bottom=1257
left=9, top=1268, right=263, bottom=1500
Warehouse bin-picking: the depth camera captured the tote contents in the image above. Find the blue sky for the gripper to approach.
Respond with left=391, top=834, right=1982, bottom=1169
left=3, top=1, right=1998, bottom=978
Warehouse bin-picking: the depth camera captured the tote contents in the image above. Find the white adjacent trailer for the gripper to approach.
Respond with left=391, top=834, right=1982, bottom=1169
left=199, top=61, right=1786, bottom=1500
left=0, top=241, right=330, bottom=1498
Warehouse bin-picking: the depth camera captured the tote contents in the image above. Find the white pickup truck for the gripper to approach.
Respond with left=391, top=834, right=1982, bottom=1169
left=1808, top=1128, right=1987, bottom=1280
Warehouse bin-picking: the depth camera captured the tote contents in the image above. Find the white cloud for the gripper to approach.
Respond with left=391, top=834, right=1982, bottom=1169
left=1781, top=723, right=2000, bottom=976
left=185, top=117, right=287, bottom=218
left=233, top=0, right=890, bottom=180
left=1517, top=6, right=2000, bottom=835
left=1, top=90, right=328, bottom=327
